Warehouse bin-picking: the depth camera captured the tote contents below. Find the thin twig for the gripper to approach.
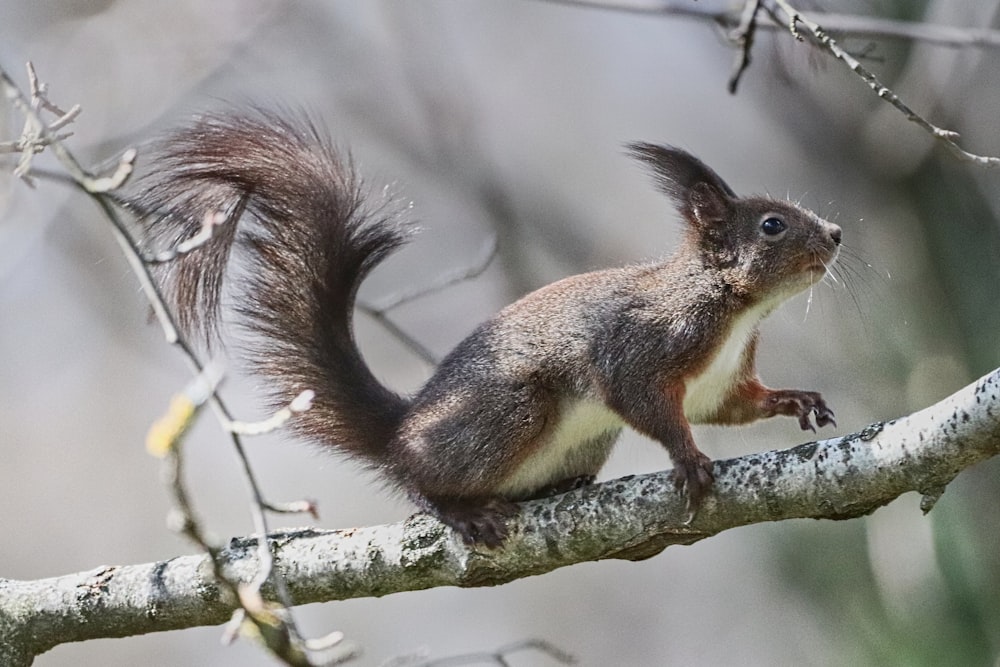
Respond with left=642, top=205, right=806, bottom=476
left=770, top=0, right=1000, bottom=168
left=359, top=234, right=499, bottom=365
left=97, top=175, right=315, bottom=664
left=540, top=0, right=1000, bottom=164
left=359, top=308, right=439, bottom=365
left=225, top=390, right=315, bottom=436
left=3, top=62, right=122, bottom=189
left=0, top=61, right=330, bottom=665
left=148, top=365, right=241, bottom=608
left=100, top=168, right=313, bottom=663
left=538, top=0, right=1000, bottom=50
left=728, top=0, right=763, bottom=94
left=411, top=639, right=577, bottom=667
left=264, top=499, right=320, bottom=519
left=147, top=366, right=347, bottom=666
left=368, top=234, right=499, bottom=312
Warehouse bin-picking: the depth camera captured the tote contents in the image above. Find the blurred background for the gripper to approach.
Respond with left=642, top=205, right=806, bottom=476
left=2, top=1, right=1000, bottom=665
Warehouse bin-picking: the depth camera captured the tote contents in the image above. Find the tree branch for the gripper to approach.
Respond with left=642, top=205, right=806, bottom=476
left=541, top=0, right=1000, bottom=166
left=770, top=0, right=1000, bottom=168
left=539, top=0, right=1000, bottom=51
left=727, top=0, right=763, bottom=94
left=3, top=366, right=998, bottom=664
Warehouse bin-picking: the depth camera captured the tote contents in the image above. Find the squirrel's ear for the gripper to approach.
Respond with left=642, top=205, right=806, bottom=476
left=628, top=143, right=735, bottom=227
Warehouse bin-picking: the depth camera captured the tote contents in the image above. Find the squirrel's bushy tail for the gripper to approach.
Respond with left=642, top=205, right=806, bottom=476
left=129, top=108, right=411, bottom=462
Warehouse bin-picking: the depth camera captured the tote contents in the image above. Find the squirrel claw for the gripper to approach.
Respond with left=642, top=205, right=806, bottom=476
left=801, top=403, right=836, bottom=433
left=420, top=496, right=518, bottom=549
left=674, top=451, right=714, bottom=523
left=814, top=406, right=837, bottom=429
left=682, top=498, right=698, bottom=526
left=798, top=412, right=817, bottom=433
left=764, top=389, right=836, bottom=434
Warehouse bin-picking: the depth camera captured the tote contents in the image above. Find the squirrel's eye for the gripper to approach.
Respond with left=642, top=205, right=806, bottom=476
left=760, top=217, right=787, bottom=236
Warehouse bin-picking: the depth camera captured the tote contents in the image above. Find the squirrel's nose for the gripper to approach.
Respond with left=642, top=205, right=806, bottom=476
left=828, top=224, right=842, bottom=246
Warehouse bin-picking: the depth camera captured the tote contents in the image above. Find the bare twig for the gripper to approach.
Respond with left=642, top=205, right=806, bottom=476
left=264, top=499, right=320, bottom=519
left=0, top=61, right=334, bottom=665
left=359, top=234, right=499, bottom=365
left=147, top=365, right=239, bottom=597
left=770, top=0, right=1000, bottom=168
left=1, top=62, right=134, bottom=190
left=368, top=234, right=499, bottom=312
left=538, top=0, right=1000, bottom=165
left=538, top=0, right=1000, bottom=50
left=145, top=365, right=350, bottom=665
left=225, top=390, right=315, bottom=436
left=1, top=63, right=79, bottom=186
left=359, top=307, right=439, bottom=365
left=412, top=639, right=577, bottom=666
left=223, top=588, right=358, bottom=666
left=142, top=209, right=231, bottom=264
left=728, top=0, right=763, bottom=94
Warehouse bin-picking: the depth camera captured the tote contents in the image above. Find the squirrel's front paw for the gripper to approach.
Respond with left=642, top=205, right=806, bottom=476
left=763, top=389, right=836, bottom=432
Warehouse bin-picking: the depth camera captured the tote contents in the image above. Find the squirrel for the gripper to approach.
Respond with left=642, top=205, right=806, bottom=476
left=126, top=108, right=841, bottom=547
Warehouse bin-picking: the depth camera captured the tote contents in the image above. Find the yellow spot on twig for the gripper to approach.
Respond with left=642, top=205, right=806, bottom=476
left=146, top=394, right=196, bottom=457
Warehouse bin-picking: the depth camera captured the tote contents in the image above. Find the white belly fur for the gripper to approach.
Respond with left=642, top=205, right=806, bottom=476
left=496, top=397, right=623, bottom=496
left=683, top=300, right=774, bottom=422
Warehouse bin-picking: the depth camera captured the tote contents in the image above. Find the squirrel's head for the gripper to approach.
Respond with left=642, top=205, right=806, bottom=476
left=629, top=143, right=842, bottom=300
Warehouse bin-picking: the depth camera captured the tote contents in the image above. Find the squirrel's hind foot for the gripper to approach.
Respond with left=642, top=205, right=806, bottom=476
left=413, top=494, right=519, bottom=548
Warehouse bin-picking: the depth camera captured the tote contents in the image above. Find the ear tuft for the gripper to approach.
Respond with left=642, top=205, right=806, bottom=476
left=627, top=143, right=736, bottom=226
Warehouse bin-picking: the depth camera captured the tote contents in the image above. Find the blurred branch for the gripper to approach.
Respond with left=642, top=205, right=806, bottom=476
left=728, top=0, right=763, bottom=93
left=541, top=0, right=1000, bottom=50
left=3, top=366, right=998, bottom=662
left=403, top=639, right=577, bottom=666
left=358, top=234, right=499, bottom=365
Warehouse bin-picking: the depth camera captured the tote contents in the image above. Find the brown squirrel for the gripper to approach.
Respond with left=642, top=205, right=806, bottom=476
left=128, top=108, right=841, bottom=547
